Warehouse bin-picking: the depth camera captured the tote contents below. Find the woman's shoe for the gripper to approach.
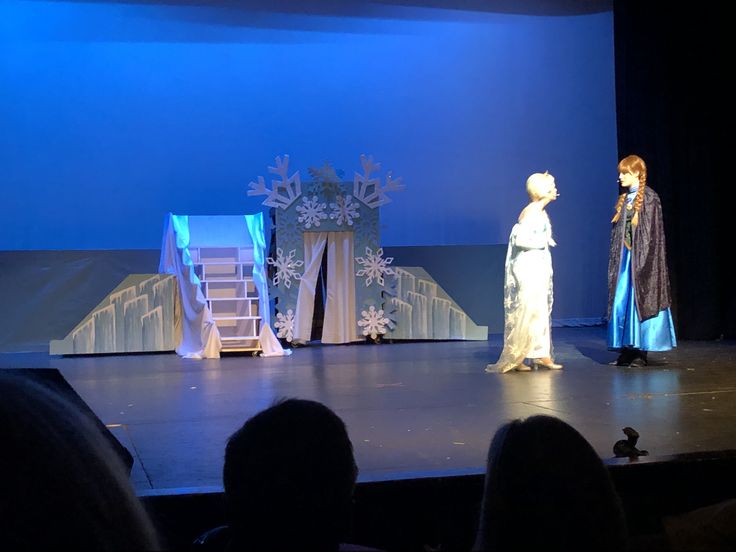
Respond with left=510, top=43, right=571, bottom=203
left=533, top=358, right=563, bottom=370
left=487, top=363, right=531, bottom=373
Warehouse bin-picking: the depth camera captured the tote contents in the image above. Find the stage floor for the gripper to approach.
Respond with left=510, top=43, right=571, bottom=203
left=2, top=327, right=736, bottom=494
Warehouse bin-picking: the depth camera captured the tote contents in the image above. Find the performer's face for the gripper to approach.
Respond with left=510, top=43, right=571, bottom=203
left=618, top=171, right=639, bottom=188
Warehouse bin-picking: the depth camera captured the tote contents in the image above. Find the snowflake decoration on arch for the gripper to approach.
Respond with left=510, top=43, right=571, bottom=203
left=274, top=308, right=295, bottom=342
left=296, top=196, right=328, bottom=229
left=353, top=154, right=405, bottom=209
left=267, top=248, right=304, bottom=289
left=307, top=162, right=344, bottom=196
left=358, top=306, right=390, bottom=340
left=329, top=194, right=360, bottom=226
left=247, top=155, right=302, bottom=209
left=355, top=247, right=395, bottom=287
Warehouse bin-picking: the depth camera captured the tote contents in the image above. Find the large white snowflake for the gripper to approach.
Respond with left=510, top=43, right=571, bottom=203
left=296, top=195, right=328, bottom=229
left=358, top=306, right=390, bottom=340
left=247, top=155, right=302, bottom=209
left=329, top=194, right=360, bottom=226
left=274, top=309, right=295, bottom=342
left=267, top=248, right=304, bottom=288
left=352, top=154, right=405, bottom=209
left=355, top=247, right=395, bottom=287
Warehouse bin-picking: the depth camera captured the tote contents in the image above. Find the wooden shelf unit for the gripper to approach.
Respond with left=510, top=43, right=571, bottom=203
left=190, top=246, right=261, bottom=352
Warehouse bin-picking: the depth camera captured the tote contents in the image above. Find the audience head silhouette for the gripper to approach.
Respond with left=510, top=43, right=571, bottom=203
left=223, top=397, right=358, bottom=552
left=474, top=415, right=627, bottom=552
left=0, top=371, right=160, bottom=550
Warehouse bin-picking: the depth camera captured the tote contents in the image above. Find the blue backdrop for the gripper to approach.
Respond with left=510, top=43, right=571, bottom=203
left=0, top=1, right=617, bottom=321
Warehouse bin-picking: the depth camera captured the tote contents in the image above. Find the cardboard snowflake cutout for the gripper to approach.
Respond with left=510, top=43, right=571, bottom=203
left=296, top=196, right=328, bottom=229
left=307, top=162, right=344, bottom=196
left=329, top=194, right=360, bottom=226
left=267, top=248, right=303, bottom=289
left=353, top=154, right=405, bottom=209
left=358, top=306, right=390, bottom=340
left=355, top=247, right=395, bottom=287
left=274, top=308, right=295, bottom=342
left=248, top=155, right=302, bottom=209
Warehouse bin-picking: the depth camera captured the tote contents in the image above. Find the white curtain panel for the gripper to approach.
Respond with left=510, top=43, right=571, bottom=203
left=293, top=231, right=359, bottom=344
left=293, top=232, right=328, bottom=343
left=322, top=231, right=358, bottom=344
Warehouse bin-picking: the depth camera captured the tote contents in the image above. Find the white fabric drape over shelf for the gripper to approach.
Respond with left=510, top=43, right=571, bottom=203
left=159, top=214, right=222, bottom=359
left=159, top=212, right=286, bottom=359
left=245, top=213, right=287, bottom=357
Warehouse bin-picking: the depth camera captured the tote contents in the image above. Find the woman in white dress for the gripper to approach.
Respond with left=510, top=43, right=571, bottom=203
left=486, top=172, right=562, bottom=373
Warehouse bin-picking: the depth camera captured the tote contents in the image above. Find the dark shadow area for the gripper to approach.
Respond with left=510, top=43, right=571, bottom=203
left=614, top=1, right=731, bottom=340
left=142, top=449, right=736, bottom=551
left=29, top=0, right=612, bottom=17
left=576, top=345, right=617, bottom=365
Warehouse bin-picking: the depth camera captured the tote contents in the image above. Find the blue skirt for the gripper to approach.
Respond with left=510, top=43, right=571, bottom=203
left=607, top=247, right=677, bottom=352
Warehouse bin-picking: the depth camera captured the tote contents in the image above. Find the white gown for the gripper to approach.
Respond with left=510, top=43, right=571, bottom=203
left=487, top=208, right=555, bottom=373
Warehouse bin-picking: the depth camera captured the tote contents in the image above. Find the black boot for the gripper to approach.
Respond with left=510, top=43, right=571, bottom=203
left=630, top=350, right=648, bottom=367
left=626, top=349, right=648, bottom=367
left=615, top=347, right=636, bottom=366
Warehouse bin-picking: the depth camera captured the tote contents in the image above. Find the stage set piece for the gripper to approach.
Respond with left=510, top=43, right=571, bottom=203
left=50, top=154, right=486, bottom=358
left=252, top=154, right=487, bottom=345
left=49, top=274, right=178, bottom=355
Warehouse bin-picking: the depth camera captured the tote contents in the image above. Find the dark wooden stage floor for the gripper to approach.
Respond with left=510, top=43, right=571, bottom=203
left=2, top=327, right=735, bottom=494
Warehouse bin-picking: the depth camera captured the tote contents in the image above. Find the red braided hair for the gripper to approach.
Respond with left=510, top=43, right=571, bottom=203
left=611, top=155, right=647, bottom=227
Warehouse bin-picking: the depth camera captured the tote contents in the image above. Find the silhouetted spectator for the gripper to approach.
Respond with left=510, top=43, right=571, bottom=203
left=0, top=371, right=160, bottom=550
left=474, top=415, right=627, bottom=552
left=203, top=398, right=373, bottom=552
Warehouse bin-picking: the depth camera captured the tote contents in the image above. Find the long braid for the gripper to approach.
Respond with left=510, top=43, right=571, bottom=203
left=611, top=193, right=626, bottom=223
left=612, top=154, right=648, bottom=226
left=630, top=173, right=646, bottom=227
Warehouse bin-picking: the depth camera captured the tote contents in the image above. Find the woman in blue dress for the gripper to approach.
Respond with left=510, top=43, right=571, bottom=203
left=607, top=155, right=676, bottom=366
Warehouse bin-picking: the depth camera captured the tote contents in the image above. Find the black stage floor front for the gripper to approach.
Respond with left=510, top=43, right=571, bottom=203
left=2, top=327, right=735, bottom=494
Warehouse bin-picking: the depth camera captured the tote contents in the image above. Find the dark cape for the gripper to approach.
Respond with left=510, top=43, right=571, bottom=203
left=607, top=186, right=672, bottom=322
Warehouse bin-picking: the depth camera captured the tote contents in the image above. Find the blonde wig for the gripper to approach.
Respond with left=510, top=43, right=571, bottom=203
left=526, top=171, right=554, bottom=201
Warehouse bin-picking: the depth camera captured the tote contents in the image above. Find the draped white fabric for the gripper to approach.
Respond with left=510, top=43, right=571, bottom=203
left=259, top=323, right=290, bottom=357
left=244, top=214, right=288, bottom=357
left=293, top=232, right=328, bottom=343
left=322, top=231, right=359, bottom=344
left=158, top=214, right=222, bottom=359
left=293, top=231, right=359, bottom=344
left=160, top=213, right=286, bottom=359
left=244, top=213, right=270, bottom=327
left=488, top=209, right=554, bottom=373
